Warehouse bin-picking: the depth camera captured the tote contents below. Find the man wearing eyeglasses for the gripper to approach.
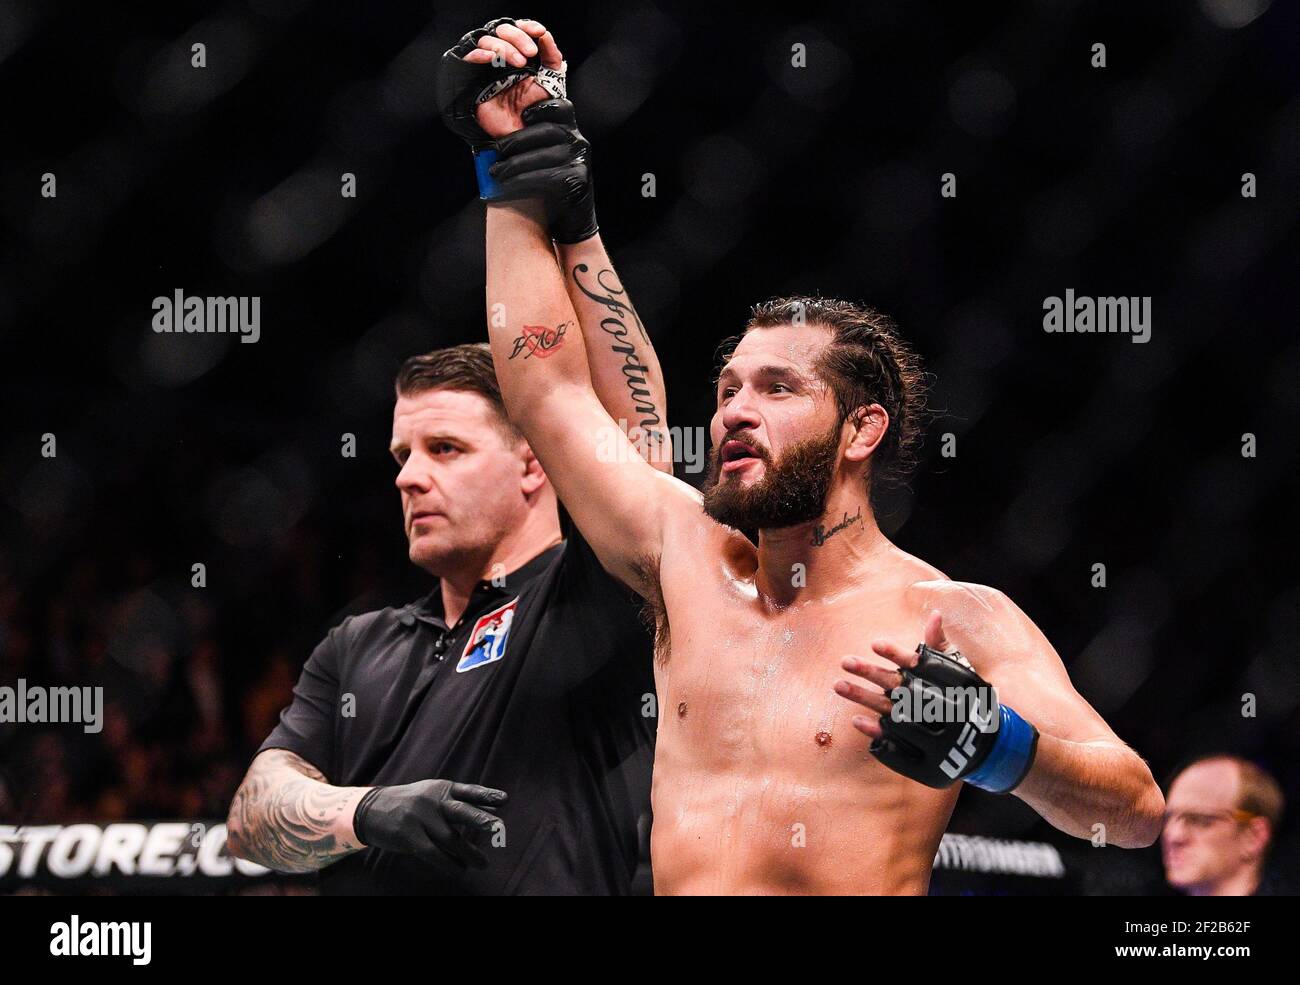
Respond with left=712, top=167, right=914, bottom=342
left=1161, top=754, right=1286, bottom=896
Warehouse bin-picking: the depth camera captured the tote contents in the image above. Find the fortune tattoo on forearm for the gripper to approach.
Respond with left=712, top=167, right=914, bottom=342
left=570, top=263, right=662, bottom=437
left=509, top=321, right=571, bottom=359
left=570, top=263, right=650, bottom=344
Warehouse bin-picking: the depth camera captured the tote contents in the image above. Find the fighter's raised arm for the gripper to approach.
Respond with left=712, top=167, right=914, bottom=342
left=436, top=17, right=690, bottom=592
left=442, top=18, right=673, bottom=474
left=480, top=201, right=688, bottom=594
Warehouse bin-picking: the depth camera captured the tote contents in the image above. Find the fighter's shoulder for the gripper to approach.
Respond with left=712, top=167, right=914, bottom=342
left=905, top=578, right=1050, bottom=661
left=904, top=577, right=1021, bottom=627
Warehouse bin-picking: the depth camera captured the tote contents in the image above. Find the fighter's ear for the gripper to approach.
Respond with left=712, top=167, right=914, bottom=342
left=844, top=404, right=889, bottom=463
left=518, top=440, right=549, bottom=496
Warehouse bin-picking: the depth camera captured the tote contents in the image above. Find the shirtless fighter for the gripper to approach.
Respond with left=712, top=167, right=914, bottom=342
left=441, top=17, right=1165, bottom=894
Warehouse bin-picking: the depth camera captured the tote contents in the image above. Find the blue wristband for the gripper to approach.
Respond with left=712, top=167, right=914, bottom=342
left=474, top=147, right=503, bottom=200
left=964, top=705, right=1039, bottom=793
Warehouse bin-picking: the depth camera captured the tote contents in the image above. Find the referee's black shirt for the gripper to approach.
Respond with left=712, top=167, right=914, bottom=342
left=258, top=530, right=655, bottom=895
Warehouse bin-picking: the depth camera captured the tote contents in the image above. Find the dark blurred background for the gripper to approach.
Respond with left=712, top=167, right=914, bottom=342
left=1, top=0, right=1297, bottom=894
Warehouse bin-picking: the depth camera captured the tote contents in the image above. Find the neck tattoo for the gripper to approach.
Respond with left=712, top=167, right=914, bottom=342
left=810, top=506, right=863, bottom=547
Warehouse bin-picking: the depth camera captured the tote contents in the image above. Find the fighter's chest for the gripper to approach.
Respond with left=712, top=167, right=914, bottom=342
left=655, top=601, right=907, bottom=763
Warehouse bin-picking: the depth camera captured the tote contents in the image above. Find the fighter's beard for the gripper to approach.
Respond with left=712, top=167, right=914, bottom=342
left=702, top=421, right=842, bottom=531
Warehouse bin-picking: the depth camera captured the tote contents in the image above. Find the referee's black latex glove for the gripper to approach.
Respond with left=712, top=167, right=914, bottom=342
left=490, top=98, right=599, bottom=244
left=352, top=779, right=507, bottom=869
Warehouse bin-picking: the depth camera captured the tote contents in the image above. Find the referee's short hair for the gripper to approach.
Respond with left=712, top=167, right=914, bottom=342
left=395, top=343, right=522, bottom=442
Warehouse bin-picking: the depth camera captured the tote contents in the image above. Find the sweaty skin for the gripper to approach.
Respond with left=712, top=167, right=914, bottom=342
left=649, top=533, right=962, bottom=894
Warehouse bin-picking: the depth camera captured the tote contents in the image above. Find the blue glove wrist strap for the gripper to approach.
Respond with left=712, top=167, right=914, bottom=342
left=474, top=147, right=503, bottom=200
left=964, top=705, right=1039, bottom=793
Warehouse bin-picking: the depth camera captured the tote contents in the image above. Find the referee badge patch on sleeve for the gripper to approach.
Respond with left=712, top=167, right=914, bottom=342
left=457, top=597, right=518, bottom=672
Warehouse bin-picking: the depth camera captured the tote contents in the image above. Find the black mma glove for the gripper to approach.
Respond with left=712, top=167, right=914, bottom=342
left=490, top=98, right=599, bottom=244
left=352, top=778, right=507, bottom=869
left=872, top=644, right=1039, bottom=793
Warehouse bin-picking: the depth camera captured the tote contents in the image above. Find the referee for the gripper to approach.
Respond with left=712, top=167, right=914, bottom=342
left=226, top=333, right=668, bottom=893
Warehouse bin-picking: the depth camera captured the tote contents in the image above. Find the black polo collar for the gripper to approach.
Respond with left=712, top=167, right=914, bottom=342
left=397, top=540, right=566, bottom=630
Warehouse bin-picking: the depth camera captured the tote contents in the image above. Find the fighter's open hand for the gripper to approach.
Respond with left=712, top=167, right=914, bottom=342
left=835, top=609, right=953, bottom=740
left=835, top=610, right=1039, bottom=792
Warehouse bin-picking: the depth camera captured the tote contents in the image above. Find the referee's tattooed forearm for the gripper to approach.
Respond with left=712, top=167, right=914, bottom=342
left=226, top=750, right=365, bottom=873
